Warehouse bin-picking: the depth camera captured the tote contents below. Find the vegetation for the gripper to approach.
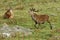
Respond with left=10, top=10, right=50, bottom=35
left=0, top=0, right=60, bottom=40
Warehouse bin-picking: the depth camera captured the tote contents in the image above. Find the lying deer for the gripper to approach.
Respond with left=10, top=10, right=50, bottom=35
left=3, top=8, right=14, bottom=19
left=28, top=8, right=52, bottom=29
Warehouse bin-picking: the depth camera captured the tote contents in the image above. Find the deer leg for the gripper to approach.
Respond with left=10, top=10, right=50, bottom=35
left=41, top=22, right=46, bottom=29
left=42, top=22, right=44, bottom=24
left=47, top=21, right=52, bottom=29
left=38, top=23, right=41, bottom=29
left=34, top=22, right=38, bottom=29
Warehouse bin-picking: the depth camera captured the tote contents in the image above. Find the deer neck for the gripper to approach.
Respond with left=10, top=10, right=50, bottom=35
left=31, top=12, right=37, bottom=16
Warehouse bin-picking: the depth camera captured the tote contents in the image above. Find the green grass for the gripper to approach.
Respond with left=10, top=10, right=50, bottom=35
left=0, top=0, right=60, bottom=40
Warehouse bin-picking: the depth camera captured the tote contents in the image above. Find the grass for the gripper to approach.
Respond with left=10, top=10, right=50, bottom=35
left=0, top=0, right=60, bottom=40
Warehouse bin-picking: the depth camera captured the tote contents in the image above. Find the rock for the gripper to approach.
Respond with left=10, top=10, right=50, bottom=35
left=12, top=25, right=32, bottom=36
left=2, top=32, right=11, bottom=37
left=0, top=24, right=33, bottom=37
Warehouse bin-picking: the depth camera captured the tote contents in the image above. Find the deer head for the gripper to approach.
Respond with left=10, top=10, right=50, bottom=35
left=29, top=8, right=39, bottom=15
left=4, top=7, right=14, bottom=19
left=8, top=7, right=13, bottom=14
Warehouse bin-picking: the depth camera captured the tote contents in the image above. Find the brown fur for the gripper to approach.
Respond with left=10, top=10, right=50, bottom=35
left=29, top=8, right=52, bottom=29
left=4, top=9, right=13, bottom=19
left=32, top=13, right=49, bottom=23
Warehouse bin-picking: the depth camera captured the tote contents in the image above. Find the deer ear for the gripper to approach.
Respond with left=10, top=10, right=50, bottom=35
left=35, top=9, right=39, bottom=12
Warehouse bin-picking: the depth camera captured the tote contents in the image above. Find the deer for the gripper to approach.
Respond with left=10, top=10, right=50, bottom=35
left=28, top=8, right=52, bottom=29
left=3, top=8, right=14, bottom=19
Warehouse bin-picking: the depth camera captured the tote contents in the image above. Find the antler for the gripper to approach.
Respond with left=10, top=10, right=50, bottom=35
left=30, top=8, right=39, bottom=12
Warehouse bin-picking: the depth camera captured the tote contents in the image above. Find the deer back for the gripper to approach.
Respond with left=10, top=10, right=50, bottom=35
left=31, top=14, right=49, bottom=23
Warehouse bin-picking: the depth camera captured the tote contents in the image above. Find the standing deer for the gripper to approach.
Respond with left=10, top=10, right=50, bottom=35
left=3, top=8, right=14, bottom=19
left=28, top=8, right=52, bottom=29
